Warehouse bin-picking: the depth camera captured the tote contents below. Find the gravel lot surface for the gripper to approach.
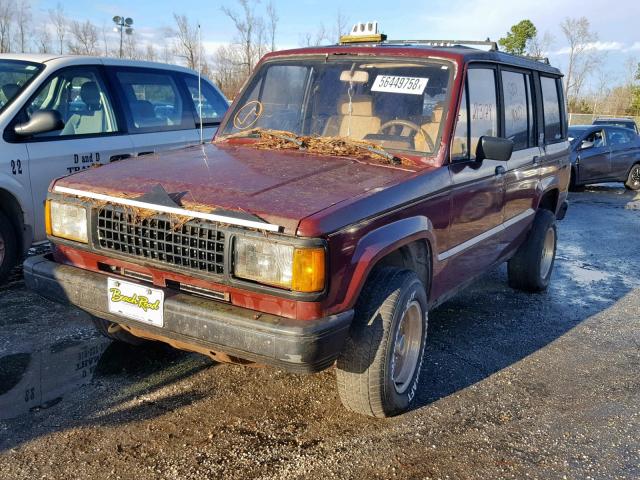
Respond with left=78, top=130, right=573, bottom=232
left=0, top=185, right=638, bottom=479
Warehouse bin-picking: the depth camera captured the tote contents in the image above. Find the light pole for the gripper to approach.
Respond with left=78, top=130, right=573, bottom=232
left=112, top=16, right=134, bottom=58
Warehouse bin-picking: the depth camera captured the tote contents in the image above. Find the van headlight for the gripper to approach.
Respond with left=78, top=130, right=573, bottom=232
left=234, top=237, right=325, bottom=292
left=45, top=200, right=88, bottom=243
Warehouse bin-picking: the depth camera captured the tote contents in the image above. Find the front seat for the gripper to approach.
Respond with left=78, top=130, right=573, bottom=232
left=323, top=95, right=381, bottom=140
left=61, top=81, right=106, bottom=135
left=1, top=83, right=19, bottom=103
left=415, top=104, right=445, bottom=151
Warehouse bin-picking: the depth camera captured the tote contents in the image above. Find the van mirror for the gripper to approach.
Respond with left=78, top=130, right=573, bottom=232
left=14, top=110, right=64, bottom=137
left=475, top=136, right=513, bottom=162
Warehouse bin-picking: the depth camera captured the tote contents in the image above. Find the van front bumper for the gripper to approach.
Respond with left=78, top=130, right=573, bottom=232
left=24, top=255, right=353, bottom=373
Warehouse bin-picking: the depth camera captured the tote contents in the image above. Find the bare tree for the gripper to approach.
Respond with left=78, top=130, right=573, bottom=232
left=213, top=43, right=247, bottom=98
left=100, top=22, right=111, bottom=56
left=528, top=31, right=554, bottom=58
left=67, top=20, right=99, bottom=56
left=221, top=0, right=260, bottom=76
left=35, top=26, right=52, bottom=53
left=334, top=10, right=349, bottom=41
left=15, top=0, right=30, bottom=53
left=144, top=44, right=158, bottom=62
left=49, top=2, right=67, bottom=54
left=123, top=32, right=140, bottom=59
left=0, top=0, right=14, bottom=54
left=266, top=1, right=278, bottom=52
left=173, top=14, right=199, bottom=69
left=560, top=17, right=598, bottom=101
left=300, top=24, right=328, bottom=47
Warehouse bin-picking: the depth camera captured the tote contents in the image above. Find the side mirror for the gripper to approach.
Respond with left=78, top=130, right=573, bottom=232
left=475, top=136, right=513, bottom=162
left=579, top=139, right=594, bottom=150
left=14, top=110, right=64, bottom=137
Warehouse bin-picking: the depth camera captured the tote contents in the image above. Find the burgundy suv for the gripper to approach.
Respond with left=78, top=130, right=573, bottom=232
left=25, top=34, right=569, bottom=417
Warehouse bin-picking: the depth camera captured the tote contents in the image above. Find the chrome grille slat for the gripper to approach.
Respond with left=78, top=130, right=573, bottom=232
left=96, top=206, right=225, bottom=275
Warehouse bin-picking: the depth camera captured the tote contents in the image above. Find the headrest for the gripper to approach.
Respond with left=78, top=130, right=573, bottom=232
left=430, top=104, right=445, bottom=122
left=80, top=81, right=100, bottom=109
left=2, top=83, right=19, bottom=100
left=339, top=95, right=374, bottom=116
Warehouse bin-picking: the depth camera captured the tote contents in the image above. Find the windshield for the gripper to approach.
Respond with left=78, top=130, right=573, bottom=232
left=219, top=57, right=453, bottom=155
left=0, top=60, right=42, bottom=112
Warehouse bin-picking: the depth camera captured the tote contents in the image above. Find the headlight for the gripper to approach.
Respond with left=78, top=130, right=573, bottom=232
left=234, top=237, right=325, bottom=292
left=45, top=200, right=88, bottom=243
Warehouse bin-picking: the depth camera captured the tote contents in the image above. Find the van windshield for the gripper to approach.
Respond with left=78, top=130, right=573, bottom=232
left=219, top=58, right=453, bottom=155
left=0, top=60, right=43, bottom=112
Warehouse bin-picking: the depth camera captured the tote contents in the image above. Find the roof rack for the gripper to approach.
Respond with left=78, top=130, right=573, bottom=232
left=520, top=55, right=550, bottom=64
left=385, top=39, right=499, bottom=51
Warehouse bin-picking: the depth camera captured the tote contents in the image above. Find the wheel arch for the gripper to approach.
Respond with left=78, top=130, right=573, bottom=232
left=0, top=187, right=27, bottom=255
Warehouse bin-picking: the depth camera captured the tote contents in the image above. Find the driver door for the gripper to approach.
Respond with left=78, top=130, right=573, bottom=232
left=17, top=65, right=134, bottom=241
left=576, top=128, right=610, bottom=182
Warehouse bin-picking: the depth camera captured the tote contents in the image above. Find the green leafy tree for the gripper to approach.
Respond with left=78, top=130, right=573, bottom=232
left=499, top=20, right=537, bottom=55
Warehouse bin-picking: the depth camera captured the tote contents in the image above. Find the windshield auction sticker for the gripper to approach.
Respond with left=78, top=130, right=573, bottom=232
left=371, top=75, right=428, bottom=95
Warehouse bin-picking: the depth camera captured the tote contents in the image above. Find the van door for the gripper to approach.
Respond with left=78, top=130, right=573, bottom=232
left=108, top=68, right=199, bottom=155
left=500, top=69, right=540, bottom=247
left=17, top=66, right=134, bottom=241
left=443, top=66, right=505, bottom=290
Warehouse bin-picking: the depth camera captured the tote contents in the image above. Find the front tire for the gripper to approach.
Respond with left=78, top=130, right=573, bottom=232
left=336, top=268, right=428, bottom=418
left=0, top=211, right=18, bottom=285
left=625, top=164, right=640, bottom=190
left=508, top=209, right=557, bottom=292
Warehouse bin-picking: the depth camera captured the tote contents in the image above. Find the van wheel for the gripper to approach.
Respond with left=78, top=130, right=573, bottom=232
left=91, top=316, right=148, bottom=345
left=336, top=268, right=428, bottom=418
left=0, top=211, right=18, bottom=284
left=508, top=210, right=557, bottom=292
left=625, top=164, right=640, bottom=190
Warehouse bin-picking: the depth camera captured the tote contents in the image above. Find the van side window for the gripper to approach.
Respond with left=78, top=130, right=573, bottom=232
left=541, top=76, right=562, bottom=143
left=183, top=76, right=228, bottom=126
left=114, top=70, right=194, bottom=132
left=501, top=70, right=534, bottom=150
left=468, top=68, right=498, bottom=159
left=23, top=68, right=117, bottom=138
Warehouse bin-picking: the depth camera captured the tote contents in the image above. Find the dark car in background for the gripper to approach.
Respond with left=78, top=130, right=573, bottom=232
left=592, top=117, right=638, bottom=134
left=568, top=125, right=640, bottom=191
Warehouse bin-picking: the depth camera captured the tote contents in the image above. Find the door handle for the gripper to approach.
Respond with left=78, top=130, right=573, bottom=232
left=109, top=154, right=131, bottom=162
left=495, top=165, right=506, bottom=176
left=532, top=155, right=540, bottom=165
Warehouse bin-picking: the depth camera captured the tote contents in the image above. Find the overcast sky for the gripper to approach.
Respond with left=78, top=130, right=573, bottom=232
left=38, top=0, right=640, bottom=90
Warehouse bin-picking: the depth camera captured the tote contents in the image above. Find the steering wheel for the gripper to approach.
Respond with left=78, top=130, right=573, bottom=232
left=378, top=119, right=434, bottom=152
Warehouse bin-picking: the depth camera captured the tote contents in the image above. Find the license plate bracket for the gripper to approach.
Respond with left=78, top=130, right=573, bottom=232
left=107, top=278, right=164, bottom=327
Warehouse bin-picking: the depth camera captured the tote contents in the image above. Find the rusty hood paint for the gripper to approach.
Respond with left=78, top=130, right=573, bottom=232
left=53, top=143, right=418, bottom=235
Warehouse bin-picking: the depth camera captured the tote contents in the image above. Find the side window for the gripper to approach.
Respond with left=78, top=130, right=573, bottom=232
left=23, top=67, right=117, bottom=138
left=451, top=84, right=469, bottom=160
left=501, top=70, right=534, bottom=150
left=585, top=129, right=605, bottom=148
left=114, top=70, right=194, bottom=132
left=541, top=76, right=562, bottom=143
left=607, top=128, right=633, bottom=146
left=468, top=68, right=498, bottom=159
left=183, top=76, right=228, bottom=126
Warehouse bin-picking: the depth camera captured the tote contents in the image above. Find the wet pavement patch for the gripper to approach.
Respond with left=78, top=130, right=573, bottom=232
left=0, top=336, right=110, bottom=420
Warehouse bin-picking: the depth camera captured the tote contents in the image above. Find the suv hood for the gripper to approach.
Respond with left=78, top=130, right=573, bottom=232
left=53, top=143, right=417, bottom=235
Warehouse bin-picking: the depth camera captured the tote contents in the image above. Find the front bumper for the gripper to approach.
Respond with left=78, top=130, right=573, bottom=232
left=24, top=255, right=353, bottom=373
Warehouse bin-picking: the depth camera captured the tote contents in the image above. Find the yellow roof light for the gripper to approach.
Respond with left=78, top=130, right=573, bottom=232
left=339, top=21, right=387, bottom=44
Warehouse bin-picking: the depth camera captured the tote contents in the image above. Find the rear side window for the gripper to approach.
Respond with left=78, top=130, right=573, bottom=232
left=114, top=70, right=194, bottom=132
left=607, top=128, right=634, bottom=146
left=541, top=76, right=562, bottom=143
left=501, top=70, right=535, bottom=150
left=183, top=75, right=228, bottom=126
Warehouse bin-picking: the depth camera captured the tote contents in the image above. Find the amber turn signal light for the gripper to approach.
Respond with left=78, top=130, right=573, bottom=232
left=44, top=200, right=52, bottom=236
left=291, top=247, right=325, bottom=293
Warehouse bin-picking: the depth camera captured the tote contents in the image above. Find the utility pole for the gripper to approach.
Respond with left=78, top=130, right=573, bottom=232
left=112, top=16, right=134, bottom=58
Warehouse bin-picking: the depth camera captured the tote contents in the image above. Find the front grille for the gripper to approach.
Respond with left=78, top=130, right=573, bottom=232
left=96, top=206, right=226, bottom=275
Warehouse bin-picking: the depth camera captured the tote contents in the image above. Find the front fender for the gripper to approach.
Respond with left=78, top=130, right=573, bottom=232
left=329, top=215, right=436, bottom=313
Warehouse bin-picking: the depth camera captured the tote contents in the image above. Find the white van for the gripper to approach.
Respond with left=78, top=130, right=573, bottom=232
left=0, top=54, right=229, bottom=282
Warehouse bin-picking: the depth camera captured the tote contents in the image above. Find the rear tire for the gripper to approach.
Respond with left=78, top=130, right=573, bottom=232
left=0, top=210, right=18, bottom=285
left=336, top=268, right=428, bottom=418
left=508, top=209, right=557, bottom=292
left=625, top=164, right=640, bottom=190
left=91, top=316, right=148, bottom=345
